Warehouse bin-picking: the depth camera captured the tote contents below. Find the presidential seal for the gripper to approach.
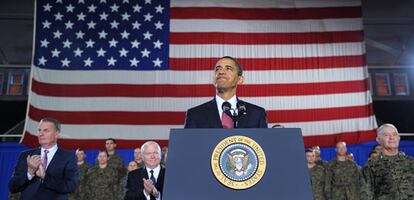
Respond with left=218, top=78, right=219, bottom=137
left=211, top=135, right=266, bottom=190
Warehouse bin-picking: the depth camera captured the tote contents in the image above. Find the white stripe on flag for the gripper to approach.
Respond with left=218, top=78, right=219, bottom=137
left=29, top=91, right=372, bottom=112
left=169, top=43, right=365, bottom=58
left=25, top=116, right=375, bottom=139
left=32, top=65, right=367, bottom=85
left=271, top=115, right=377, bottom=136
left=171, top=0, right=361, bottom=8
left=25, top=118, right=173, bottom=140
left=170, top=19, right=363, bottom=33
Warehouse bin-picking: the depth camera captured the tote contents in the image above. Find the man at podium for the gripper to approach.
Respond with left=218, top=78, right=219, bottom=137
left=184, top=56, right=268, bottom=128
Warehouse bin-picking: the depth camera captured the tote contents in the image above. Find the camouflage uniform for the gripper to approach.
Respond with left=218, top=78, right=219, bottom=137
left=84, top=166, right=118, bottom=200
left=325, top=159, right=365, bottom=200
left=108, top=153, right=127, bottom=200
left=362, top=152, right=414, bottom=200
left=8, top=192, right=20, bottom=200
left=69, top=162, right=92, bottom=200
left=315, top=159, right=329, bottom=169
left=308, top=164, right=327, bottom=200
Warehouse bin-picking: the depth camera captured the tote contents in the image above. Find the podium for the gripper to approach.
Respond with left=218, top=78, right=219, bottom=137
left=162, top=128, right=313, bottom=200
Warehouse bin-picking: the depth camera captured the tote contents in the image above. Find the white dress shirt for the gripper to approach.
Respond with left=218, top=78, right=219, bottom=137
left=215, top=95, right=238, bottom=120
left=27, top=144, right=58, bottom=180
left=143, top=165, right=161, bottom=200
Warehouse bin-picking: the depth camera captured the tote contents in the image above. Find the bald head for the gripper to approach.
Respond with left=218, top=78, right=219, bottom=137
left=335, top=142, right=347, bottom=157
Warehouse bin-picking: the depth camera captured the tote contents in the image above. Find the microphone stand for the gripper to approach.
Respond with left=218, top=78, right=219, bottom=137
left=222, top=102, right=247, bottom=128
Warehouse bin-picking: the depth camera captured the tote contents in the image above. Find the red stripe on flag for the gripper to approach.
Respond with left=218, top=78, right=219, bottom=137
left=21, top=130, right=375, bottom=150
left=171, top=7, right=361, bottom=20
left=170, top=31, right=364, bottom=45
left=28, top=105, right=185, bottom=125
left=28, top=104, right=372, bottom=125
left=303, top=129, right=377, bottom=147
left=21, top=131, right=169, bottom=149
left=268, top=104, right=374, bottom=123
left=31, top=79, right=368, bottom=97
left=169, top=56, right=366, bottom=70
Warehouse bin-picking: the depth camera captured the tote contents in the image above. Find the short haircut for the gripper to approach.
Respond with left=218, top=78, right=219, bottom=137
left=271, top=124, right=285, bottom=128
left=141, top=141, right=161, bottom=159
left=40, top=117, right=61, bottom=132
left=76, top=148, right=85, bottom=154
left=305, top=148, right=314, bottom=153
left=336, top=141, right=347, bottom=148
left=106, top=138, right=117, bottom=144
left=377, top=123, right=398, bottom=137
left=220, top=56, right=243, bottom=76
left=312, top=146, right=320, bottom=151
left=98, top=149, right=109, bottom=157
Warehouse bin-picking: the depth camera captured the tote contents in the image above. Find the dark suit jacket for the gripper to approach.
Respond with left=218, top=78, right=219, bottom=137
left=124, top=166, right=165, bottom=200
left=8, top=147, right=79, bottom=200
left=184, top=98, right=268, bottom=128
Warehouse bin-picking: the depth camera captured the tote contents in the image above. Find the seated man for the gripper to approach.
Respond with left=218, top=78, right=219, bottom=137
left=124, top=141, right=165, bottom=200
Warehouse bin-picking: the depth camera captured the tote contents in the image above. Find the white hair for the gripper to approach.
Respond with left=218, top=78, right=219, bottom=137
left=141, top=141, right=161, bottom=159
left=377, top=123, right=398, bottom=137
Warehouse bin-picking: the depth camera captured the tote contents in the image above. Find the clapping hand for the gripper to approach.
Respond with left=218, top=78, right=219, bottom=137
left=26, top=155, right=41, bottom=176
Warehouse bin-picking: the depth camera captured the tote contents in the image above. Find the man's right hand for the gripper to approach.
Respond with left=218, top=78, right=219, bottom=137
left=36, top=164, right=46, bottom=179
left=143, top=178, right=155, bottom=194
left=27, top=155, right=41, bottom=176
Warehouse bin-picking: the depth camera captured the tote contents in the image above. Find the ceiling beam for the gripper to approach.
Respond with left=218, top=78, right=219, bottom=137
left=365, top=38, right=401, bottom=56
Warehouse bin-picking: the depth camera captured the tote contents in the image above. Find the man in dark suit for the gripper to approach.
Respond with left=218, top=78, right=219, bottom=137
left=184, top=56, right=268, bottom=128
left=8, top=117, right=79, bottom=200
left=124, top=141, right=165, bottom=200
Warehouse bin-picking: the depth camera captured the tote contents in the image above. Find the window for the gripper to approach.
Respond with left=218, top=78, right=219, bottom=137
left=374, top=73, right=391, bottom=96
left=393, top=73, right=410, bottom=96
left=7, top=71, right=25, bottom=95
left=368, top=73, right=373, bottom=96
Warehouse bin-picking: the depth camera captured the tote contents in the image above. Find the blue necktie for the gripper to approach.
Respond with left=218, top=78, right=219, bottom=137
left=150, top=170, right=156, bottom=184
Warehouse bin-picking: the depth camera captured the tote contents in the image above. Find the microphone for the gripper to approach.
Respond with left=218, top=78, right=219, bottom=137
left=237, top=101, right=247, bottom=116
left=221, top=101, right=231, bottom=112
left=221, top=101, right=233, bottom=117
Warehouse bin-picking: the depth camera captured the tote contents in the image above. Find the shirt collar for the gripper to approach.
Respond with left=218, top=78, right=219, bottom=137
left=41, top=144, right=58, bottom=154
left=216, top=95, right=237, bottom=119
left=146, top=164, right=161, bottom=178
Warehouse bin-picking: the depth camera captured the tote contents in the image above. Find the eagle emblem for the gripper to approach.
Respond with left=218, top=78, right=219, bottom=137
left=226, top=149, right=252, bottom=176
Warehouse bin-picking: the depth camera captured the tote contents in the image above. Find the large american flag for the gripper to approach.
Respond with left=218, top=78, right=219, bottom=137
left=22, top=0, right=377, bottom=149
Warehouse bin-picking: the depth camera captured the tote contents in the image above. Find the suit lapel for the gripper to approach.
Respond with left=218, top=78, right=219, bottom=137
left=156, top=167, right=165, bottom=188
left=31, top=148, right=41, bottom=156
left=142, top=167, right=149, bottom=180
left=46, top=148, right=61, bottom=173
left=208, top=98, right=222, bottom=128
